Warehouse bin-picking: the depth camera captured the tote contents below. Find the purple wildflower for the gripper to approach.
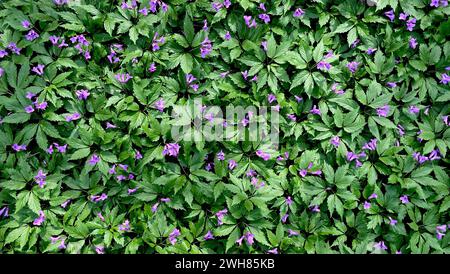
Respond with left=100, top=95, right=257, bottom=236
left=12, top=144, right=27, bottom=152
left=32, top=64, right=45, bottom=75
left=310, top=105, right=321, bottom=115
left=228, top=159, right=237, bottom=170
left=346, top=61, right=359, bottom=74
left=89, top=154, right=100, bottom=165
left=34, top=169, right=47, bottom=188
left=385, top=10, right=395, bottom=22
left=25, top=30, right=39, bottom=41
left=330, top=136, right=340, bottom=147
left=169, top=228, right=180, bottom=245
left=118, top=220, right=130, bottom=232
left=400, top=195, right=409, bottom=204
left=377, top=105, right=390, bottom=117
left=374, top=241, right=388, bottom=251
left=162, top=143, right=180, bottom=157
left=200, top=37, right=212, bottom=58
left=294, top=8, right=305, bottom=17
left=204, top=231, right=214, bottom=240
left=406, top=18, right=416, bottom=31
left=75, top=89, right=90, bottom=100
left=33, top=210, right=45, bottom=226
left=115, top=73, right=132, bottom=83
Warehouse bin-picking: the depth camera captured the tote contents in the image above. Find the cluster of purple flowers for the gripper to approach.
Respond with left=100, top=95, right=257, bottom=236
left=168, top=228, right=180, bottom=245
left=152, top=32, right=165, bottom=51
left=298, top=162, right=322, bottom=177
left=25, top=30, right=39, bottom=41
left=430, top=0, right=448, bottom=8
left=412, top=149, right=441, bottom=164
left=376, top=105, right=390, bottom=117
left=346, top=61, right=360, bottom=74
left=317, top=51, right=334, bottom=71
left=163, top=143, right=180, bottom=157
left=115, top=73, right=133, bottom=83
left=48, top=35, right=68, bottom=48
left=346, top=151, right=366, bottom=167
left=0, top=42, right=21, bottom=58
left=12, top=143, right=27, bottom=152
left=24, top=91, right=48, bottom=113
left=331, top=83, right=345, bottom=95
left=50, top=236, right=67, bottom=250
left=200, top=37, right=213, bottom=58
left=215, top=208, right=228, bottom=225
left=118, top=219, right=131, bottom=231
left=91, top=193, right=108, bottom=203
left=236, top=232, right=255, bottom=246
left=243, top=15, right=257, bottom=28
left=47, top=143, right=67, bottom=154
left=212, top=0, right=231, bottom=12
left=34, top=169, right=47, bottom=188
left=186, top=74, right=199, bottom=91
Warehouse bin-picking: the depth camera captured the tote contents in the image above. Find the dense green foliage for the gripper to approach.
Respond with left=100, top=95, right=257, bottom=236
left=0, top=0, right=449, bottom=254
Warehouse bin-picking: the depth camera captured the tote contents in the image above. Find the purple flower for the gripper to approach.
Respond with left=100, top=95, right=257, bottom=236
left=243, top=15, right=257, bottom=28
left=33, top=210, right=45, bottom=226
left=374, top=241, right=388, bottom=251
left=204, top=230, right=214, bottom=240
left=431, top=0, right=440, bottom=7
left=256, top=150, right=271, bottom=161
left=299, top=169, right=308, bottom=177
left=169, top=228, right=180, bottom=245
left=115, top=73, right=132, bottom=83
left=25, top=30, right=39, bottom=41
left=346, top=61, right=359, bottom=74
left=75, top=89, right=90, bottom=100
left=399, top=13, right=409, bottom=20
left=54, top=143, right=67, bottom=153
left=32, top=64, right=45, bottom=75
left=127, top=188, right=137, bottom=195
left=34, top=100, right=48, bottom=111
left=331, top=83, right=345, bottom=95
left=376, top=105, right=390, bottom=117
left=406, top=18, right=416, bottom=31
left=22, top=20, right=31, bottom=29
left=386, top=82, right=397, bottom=88
left=217, top=150, right=225, bottom=161
left=367, top=48, right=377, bottom=55
left=202, top=19, right=208, bottom=31
left=154, top=98, right=165, bottom=112
left=0, top=50, right=8, bottom=58
left=317, top=61, right=331, bottom=71
left=152, top=32, right=165, bottom=51
left=8, top=42, right=21, bottom=55
left=267, top=248, right=278, bottom=254
left=268, top=94, right=276, bottom=104
left=285, top=196, right=293, bottom=206
left=409, top=105, right=420, bottom=114
left=281, top=214, right=289, bottom=223
left=163, top=143, right=180, bottom=157
left=258, top=14, right=271, bottom=24
left=442, top=115, right=450, bottom=126
left=61, top=199, right=71, bottom=208
left=118, top=220, right=130, bottom=232
left=351, top=39, right=360, bottom=48
left=288, top=229, right=299, bottom=236
left=200, top=37, right=212, bottom=58
left=310, top=205, right=320, bottom=213
left=34, top=169, right=47, bottom=188
left=106, top=122, right=117, bottom=129
left=97, top=212, right=105, bottom=221
left=294, top=8, right=305, bottom=17
left=400, top=195, right=409, bottom=204
left=25, top=105, right=35, bottom=113
left=362, top=138, right=377, bottom=151
left=310, top=105, right=321, bottom=115
left=0, top=207, right=9, bottom=218
left=385, top=10, right=395, bottom=22
left=368, top=193, right=378, bottom=200
left=148, top=62, right=157, bottom=72
left=224, top=31, right=231, bottom=41
left=363, top=201, right=371, bottom=210
left=228, top=159, right=237, bottom=170
left=261, top=40, right=268, bottom=51
left=389, top=217, right=398, bottom=226
left=91, top=193, right=107, bottom=203
left=330, top=136, right=340, bottom=147
left=95, top=246, right=104, bottom=254
left=440, top=73, right=450, bottom=84
left=12, top=144, right=27, bottom=152
left=89, top=154, right=100, bottom=165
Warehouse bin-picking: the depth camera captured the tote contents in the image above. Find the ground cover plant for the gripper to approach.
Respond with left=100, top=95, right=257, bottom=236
left=0, top=0, right=449, bottom=254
